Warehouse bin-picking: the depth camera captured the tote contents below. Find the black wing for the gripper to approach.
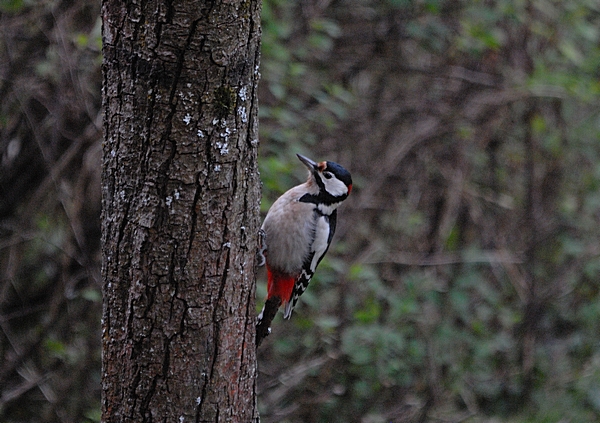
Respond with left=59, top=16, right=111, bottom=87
left=283, top=209, right=337, bottom=319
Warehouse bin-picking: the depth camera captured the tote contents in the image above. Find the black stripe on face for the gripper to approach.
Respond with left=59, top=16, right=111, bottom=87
left=312, top=168, right=326, bottom=192
left=299, top=191, right=348, bottom=207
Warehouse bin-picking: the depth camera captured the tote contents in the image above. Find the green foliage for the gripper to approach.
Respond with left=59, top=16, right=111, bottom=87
left=0, top=0, right=24, bottom=13
left=0, top=0, right=102, bottom=420
left=259, top=0, right=354, bottom=165
left=257, top=0, right=600, bottom=422
left=2, top=0, right=600, bottom=420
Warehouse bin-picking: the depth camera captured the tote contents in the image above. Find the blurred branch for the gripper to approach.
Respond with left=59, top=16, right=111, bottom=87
left=259, top=355, right=330, bottom=405
left=371, top=250, right=524, bottom=266
left=0, top=372, right=48, bottom=406
left=449, top=65, right=498, bottom=87
left=360, top=116, right=444, bottom=208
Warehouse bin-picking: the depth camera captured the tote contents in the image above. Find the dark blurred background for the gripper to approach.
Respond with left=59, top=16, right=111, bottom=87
left=1, top=0, right=600, bottom=422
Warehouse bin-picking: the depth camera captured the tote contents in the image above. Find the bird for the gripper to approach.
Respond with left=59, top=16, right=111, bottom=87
left=257, top=153, right=352, bottom=339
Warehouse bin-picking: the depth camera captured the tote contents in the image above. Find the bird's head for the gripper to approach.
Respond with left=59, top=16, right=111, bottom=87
left=297, top=153, right=352, bottom=201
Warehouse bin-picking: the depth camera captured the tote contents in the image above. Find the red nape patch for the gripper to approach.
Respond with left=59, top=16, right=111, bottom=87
left=348, top=184, right=353, bottom=194
left=266, top=266, right=296, bottom=305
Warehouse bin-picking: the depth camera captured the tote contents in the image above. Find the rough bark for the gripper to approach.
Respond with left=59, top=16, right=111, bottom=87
left=101, top=0, right=261, bottom=422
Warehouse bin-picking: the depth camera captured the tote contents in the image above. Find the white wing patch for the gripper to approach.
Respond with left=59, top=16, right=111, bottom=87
left=310, top=216, right=331, bottom=272
left=283, top=214, right=332, bottom=319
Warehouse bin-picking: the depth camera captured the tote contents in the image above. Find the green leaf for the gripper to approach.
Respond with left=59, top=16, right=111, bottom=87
left=354, top=296, right=381, bottom=324
left=45, top=338, right=67, bottom=357
left=0, top=0, right=24, bottom=13
left=81, top=288, right=102, bottom=302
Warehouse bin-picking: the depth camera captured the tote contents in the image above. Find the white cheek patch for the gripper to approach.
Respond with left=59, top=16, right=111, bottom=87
left=322, top=177, right=348, bottom=197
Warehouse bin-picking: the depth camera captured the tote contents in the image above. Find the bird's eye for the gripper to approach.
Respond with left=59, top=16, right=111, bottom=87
left=323, top=171, right=333, bottom=179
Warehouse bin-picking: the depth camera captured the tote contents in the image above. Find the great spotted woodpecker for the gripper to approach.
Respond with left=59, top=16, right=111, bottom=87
left=256, top=154, right=352, bottom=343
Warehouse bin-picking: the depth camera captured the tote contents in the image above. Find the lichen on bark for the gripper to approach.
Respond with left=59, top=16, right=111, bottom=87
left=101, top=0, right=262, bottom=421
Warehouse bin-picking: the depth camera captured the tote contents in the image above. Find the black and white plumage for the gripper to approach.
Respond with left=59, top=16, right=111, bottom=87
left=258, top=154, right=352, bottom=325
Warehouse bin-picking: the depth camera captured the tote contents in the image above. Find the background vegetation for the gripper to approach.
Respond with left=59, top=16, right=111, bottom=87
left=1, top=0, right=600, bottom=422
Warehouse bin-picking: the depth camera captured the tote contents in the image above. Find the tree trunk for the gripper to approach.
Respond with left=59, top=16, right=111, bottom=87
left=101, top=0, right=261, bottom=421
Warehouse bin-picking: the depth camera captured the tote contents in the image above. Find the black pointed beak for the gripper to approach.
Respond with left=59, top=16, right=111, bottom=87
left=297, top=154, right=318, bottom=170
